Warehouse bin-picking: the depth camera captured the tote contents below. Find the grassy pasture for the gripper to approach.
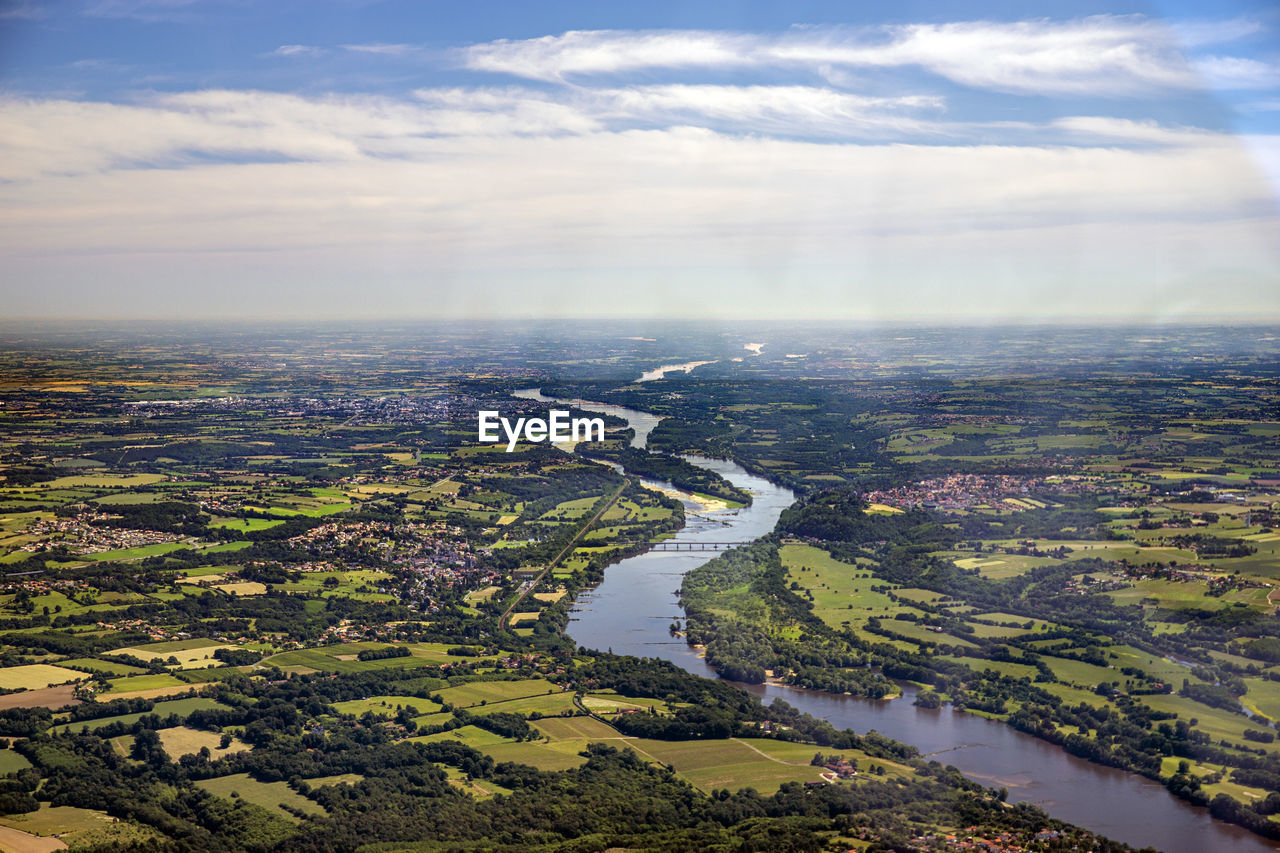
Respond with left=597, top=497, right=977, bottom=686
left=42, top=474, right=167, bottom=489
left=305, top=773, right=364, bottom=788
left=581, top=694, right=672, bottom=715
left=623, top=738, right=855, bottom=794
left=1240, top=678, right=1280, bottom=721
left=481, top=742, right=589, bottom=771
left=885, top=621, right=979, bottom=648
left=58, top=658, right=146, bottom=676
left=532, top=716, right=623, bottom=742
left=92, top=492, right=169, bottom=505
left=965, top=622, right=1030, bottom=639
left=104, top=674, right=187, bottom=694
left=1107, top=579, right=1225, bottom=610
left=780, top=544, right=899, bottom=628
left=196, top=773, right=325, bottom=821
left=413, top=725, right=513, bottom=749
left=432, top=679, right=560, bottom=708
left=55, top=697, right=225, bottom=733
left=468, top=692, right=578, bottom=718
left=1106, top=646, right=1192, bottom=686
left=1041, top=656, right=1119, bottom=688
left=264, top=642, right=479, bottom=675
left=893, top=588, right=946, bottom=604
left=439, top=764, right=513, bottom=799
left=1140, top=693, right=1277, bottom=752
left=85, top=542, right=189, bottom=562
left=0, top=750, right=32, bottom=774
left=330, top=695, right=442, bottom=718
left=940, top=655, right=1039, bottom=680
left=208, top=517, right=285, bottom=532
left=0, top=805, right=161, bottom=849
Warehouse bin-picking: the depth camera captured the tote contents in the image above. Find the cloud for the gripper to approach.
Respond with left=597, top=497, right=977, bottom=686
left=1050, top=116, right=1222, bottom=147
left=1192, top=56, right=1280, bottom=90
left=3, top=11, right=1279, bottom=318
left=461, top=18, right=1273, bottom=96
left=2, top=122, right=1275, bottom=320
left=83, top=0, right=208, bottom=22
left=270, top=44, right=326, bottom=58
left=0, top=90, right=1273, bottom=252
left=0, top=0, right=45, bottom=20
left=595, top=84, right=946, bottom=138
left=341, top=42, right=418, bottom=56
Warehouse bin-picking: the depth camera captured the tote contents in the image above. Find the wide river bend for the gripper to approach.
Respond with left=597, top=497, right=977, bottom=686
left=513, top=388, right=1276, bottom=853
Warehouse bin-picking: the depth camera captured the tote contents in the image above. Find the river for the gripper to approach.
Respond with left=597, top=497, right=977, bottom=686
left=513, top=387, right=1277, bottom=853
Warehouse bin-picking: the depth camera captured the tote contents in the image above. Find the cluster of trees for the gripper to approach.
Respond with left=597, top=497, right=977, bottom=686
left=578, top=444, right=752, bottom=505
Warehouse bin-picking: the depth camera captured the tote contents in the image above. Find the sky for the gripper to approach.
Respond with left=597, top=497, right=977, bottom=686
left=1, top=0, right=1278, bottom=322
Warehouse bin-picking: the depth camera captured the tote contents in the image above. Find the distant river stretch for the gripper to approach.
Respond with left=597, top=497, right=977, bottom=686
left=512, top=387, right=1277, bottom=853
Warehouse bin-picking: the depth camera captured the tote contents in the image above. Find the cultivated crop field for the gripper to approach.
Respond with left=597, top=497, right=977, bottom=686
left=0, top=665, right=83, bottom=691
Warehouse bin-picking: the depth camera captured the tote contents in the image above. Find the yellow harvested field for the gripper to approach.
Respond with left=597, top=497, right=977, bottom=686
left=0, top=665, right=84, bottom=691
left=581, top=695, right=653, bottom=713
left=108, top=684, right=202, bottom=702
left=214, top=582, right=267, bottom=596
left=866, top=503, right=904, bottom=514
left=509, top=612, right=540, bottom=625
left=466, top=586, right=501, bottom=602
left=954, top=557, right=1006, bottom=570
left=532, top=590, right=567, bottom=603
left=42, top=474, right=167, bottom=489
left=0, top=824, right=66, bottom=852
left=177, top=574, right=230, bottom=585
left=157, top=727, right=250, bottom=761
left=110, top=643, right=236, bottom=668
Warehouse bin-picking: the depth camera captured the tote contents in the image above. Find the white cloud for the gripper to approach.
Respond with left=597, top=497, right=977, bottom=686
left=3, top=9, right=1279, bottom=319
left=597, top=85, right=944, bottom=136
left=461, top=18, right=1280, bottom=97
left=341, top=43, right=419, bottom=56
left=0, top=91, right=1274, bottom=260
left=1192, top=55, right=1280, bottom=90
left=1050, top=116, right=1222, bottom=147
left=270, top=44, right=325, bottom=58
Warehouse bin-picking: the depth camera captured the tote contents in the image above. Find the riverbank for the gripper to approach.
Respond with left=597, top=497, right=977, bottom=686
left=530, top=384, right=1280, bottom=853
left=639, top=481, right=732, bottom=513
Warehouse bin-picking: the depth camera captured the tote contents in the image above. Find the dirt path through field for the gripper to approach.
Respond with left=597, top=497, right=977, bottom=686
left=730, top=738, right=805, bottom=765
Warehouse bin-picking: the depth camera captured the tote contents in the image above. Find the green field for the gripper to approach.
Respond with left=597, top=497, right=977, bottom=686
left=59, top=657, right=147, bottom=676
left=330, top=695, right=443, bottom=718
left=432, top=679, right=561, bottom=708
left=196, top=773, right=326, bottom=821
left=625, top=738, right=842, bottom=794
left=0, top=749, right=32, bottom=774
left=0, top=804, right=161, bottom=847
left=780, top=543, right=900, bottom=628
left=55, top=697, right=226, bottom=733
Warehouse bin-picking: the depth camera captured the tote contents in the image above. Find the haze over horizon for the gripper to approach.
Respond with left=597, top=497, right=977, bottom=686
left=2, top=0, right=1279, bottom=322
